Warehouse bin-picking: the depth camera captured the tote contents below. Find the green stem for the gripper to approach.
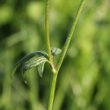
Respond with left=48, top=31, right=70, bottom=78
left=45, top=0, right=57, bottom=110
left=48, top=74, right=57, bottom=110
left=47, top=0, right=86, bottom=110
left=57, top=0, right=86, bottom=73
left=45, top=0, right=53, bottom=63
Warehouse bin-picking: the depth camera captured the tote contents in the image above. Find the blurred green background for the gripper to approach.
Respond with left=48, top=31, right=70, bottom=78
left=0, top=0, right=110, bottom=110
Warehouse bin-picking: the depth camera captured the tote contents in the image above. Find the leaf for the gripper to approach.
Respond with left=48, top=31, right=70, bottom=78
left=12, top=51, right=48, bottom=78
left=23, top=56, right=48, bottom=71
left=37, top=62, right=45, bottom=77
left=22, top=56, right=48, bottom=77
left=51, top=47, right=62, bottom=56
left=12, top=47, right=61, bottom=79
left=15, top=51, right=48, bottom=66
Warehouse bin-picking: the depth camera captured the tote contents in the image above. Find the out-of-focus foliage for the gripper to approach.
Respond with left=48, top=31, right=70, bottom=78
left=0, top=0, right=110, bottom=110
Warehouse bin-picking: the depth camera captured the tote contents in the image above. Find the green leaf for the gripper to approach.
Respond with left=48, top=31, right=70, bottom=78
left=37, top=62, right=45, bottom=77
left=51, top=47, right=62, bottom=56
left=23, top=56, right=48, bottom=71
left=12, top=51, right=48, bottom=78
left=15, top=51, right=48, bottom=66
left=12, top=48, right=61, bottom=79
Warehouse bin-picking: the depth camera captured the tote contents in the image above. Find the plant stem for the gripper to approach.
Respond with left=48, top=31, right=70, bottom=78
left=48, top=74, right=57, bottom=110
left=45, top=0, right=53, bottom=63
left=45, top=0, right=57, bottom=110
left=57, top=0, right=86, bottom=73
left=47, top=0, right=86, bottom=110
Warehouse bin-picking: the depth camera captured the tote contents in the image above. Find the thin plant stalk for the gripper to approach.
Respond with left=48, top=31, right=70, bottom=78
left=45, top=1, right=57, bottom=110
left=45, top=0, right=53, bottom=63
left=48, top=74, right=57, bottom=110
left=47, top=0, right=86, bottom=110
left=57, top=0, right=86, bottom=73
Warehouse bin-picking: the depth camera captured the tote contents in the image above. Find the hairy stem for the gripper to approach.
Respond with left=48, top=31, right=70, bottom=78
left=57, top=0, right=86, bottom=73
left=45, top=0, right=53, bottom=63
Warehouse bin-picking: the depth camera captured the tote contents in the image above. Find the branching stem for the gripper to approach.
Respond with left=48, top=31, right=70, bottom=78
left=47, top=0, right=86, bottom=110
